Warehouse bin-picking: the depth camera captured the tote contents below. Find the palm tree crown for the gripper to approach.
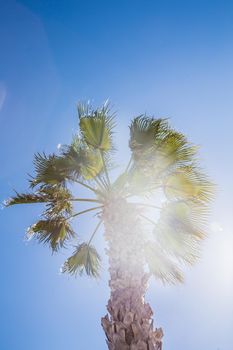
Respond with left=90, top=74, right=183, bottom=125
left=6, top=101, right=213, bottom=284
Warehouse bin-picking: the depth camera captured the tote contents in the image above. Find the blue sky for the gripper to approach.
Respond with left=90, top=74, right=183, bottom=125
left=0, top=0, right=233, bottom=349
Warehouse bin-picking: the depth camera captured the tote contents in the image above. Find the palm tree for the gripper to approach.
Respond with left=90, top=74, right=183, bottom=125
left=6, top=102, right=213, bottom=349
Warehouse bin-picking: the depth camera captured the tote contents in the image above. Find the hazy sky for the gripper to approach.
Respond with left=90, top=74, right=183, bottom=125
left=1, top=1, right=233, bottom=349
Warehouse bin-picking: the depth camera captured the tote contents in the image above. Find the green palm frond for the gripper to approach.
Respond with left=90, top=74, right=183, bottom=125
left=42, top=186, right=73, bottom=216
left=6, top=186, right=73, bottom=216
left=61, top=137, right=104, bottom=180
left=30, top=153, right=75, bottom=188
left=144, top=241, right=184, bottom=284
left=164, top=166, right=214, bottom=203
left=5, top=191, right=46, bottom=206
left=27, top=217, right=75, bottom=252
left=128, top=116, right=201, bottom=198
left=156, top=228, right=200, bottom=265
left=154, top=200, right=208, bottom=264
left=59, top=138, right=89, bottom=178
left=154, top=130, right=198, bottom=171
left=80, top=149, right=104, bottom=180
left=79, top=101, right=115, bottom=152
left=62, top=243, right=101, bottom=277
left=30, top=139, right=105, bottom=188
left=129, top=116, right=168, bottom=161
left=129, top=116, right=197, bottom=167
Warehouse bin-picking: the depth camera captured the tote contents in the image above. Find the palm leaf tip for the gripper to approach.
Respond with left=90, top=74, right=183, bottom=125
left=62, top=243, right=101, bottom=278
left=78, top=101, right=116, bottom=152
left=144, top=242, right=184, bottom=285
left=27, top=217, right=75, bottom=252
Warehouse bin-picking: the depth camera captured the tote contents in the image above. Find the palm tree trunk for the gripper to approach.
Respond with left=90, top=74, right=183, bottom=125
left=101, top=198, right=163, bottom=350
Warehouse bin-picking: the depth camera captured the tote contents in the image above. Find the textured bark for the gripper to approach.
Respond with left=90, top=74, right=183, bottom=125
left=101, top=198, right=163, bottom=350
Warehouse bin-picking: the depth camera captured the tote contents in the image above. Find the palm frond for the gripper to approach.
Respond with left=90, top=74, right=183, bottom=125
left=41, top=186, right=73, bottom=216
left=30, top=138, right=106, bottom=188
left=129, top=116, right=168, bottom=161
left=61, top=137, right=104, bottom=180
left=154, top=130, right=198, bottom=170
left=164, top=166, right=214, bottom=203
left=5, top=191, right=46, bottom=206
left=62, top=243, right=101, bottom=277
left=29, top=153, right=74, bottom=188
left=155, top=228, right=200, bottom=265
left=80, top=149, right=104, bottom=180
left=128, top=116, right=201, bottom=197
left=27, top=217, right=75, bottom=252
left=144, top=241, right=184, bottom=284
left=79, top=101, right=115, bottom=152
left=6, top=186, right=73, bottom=217
left=154, top=200, right=208, bottom=265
